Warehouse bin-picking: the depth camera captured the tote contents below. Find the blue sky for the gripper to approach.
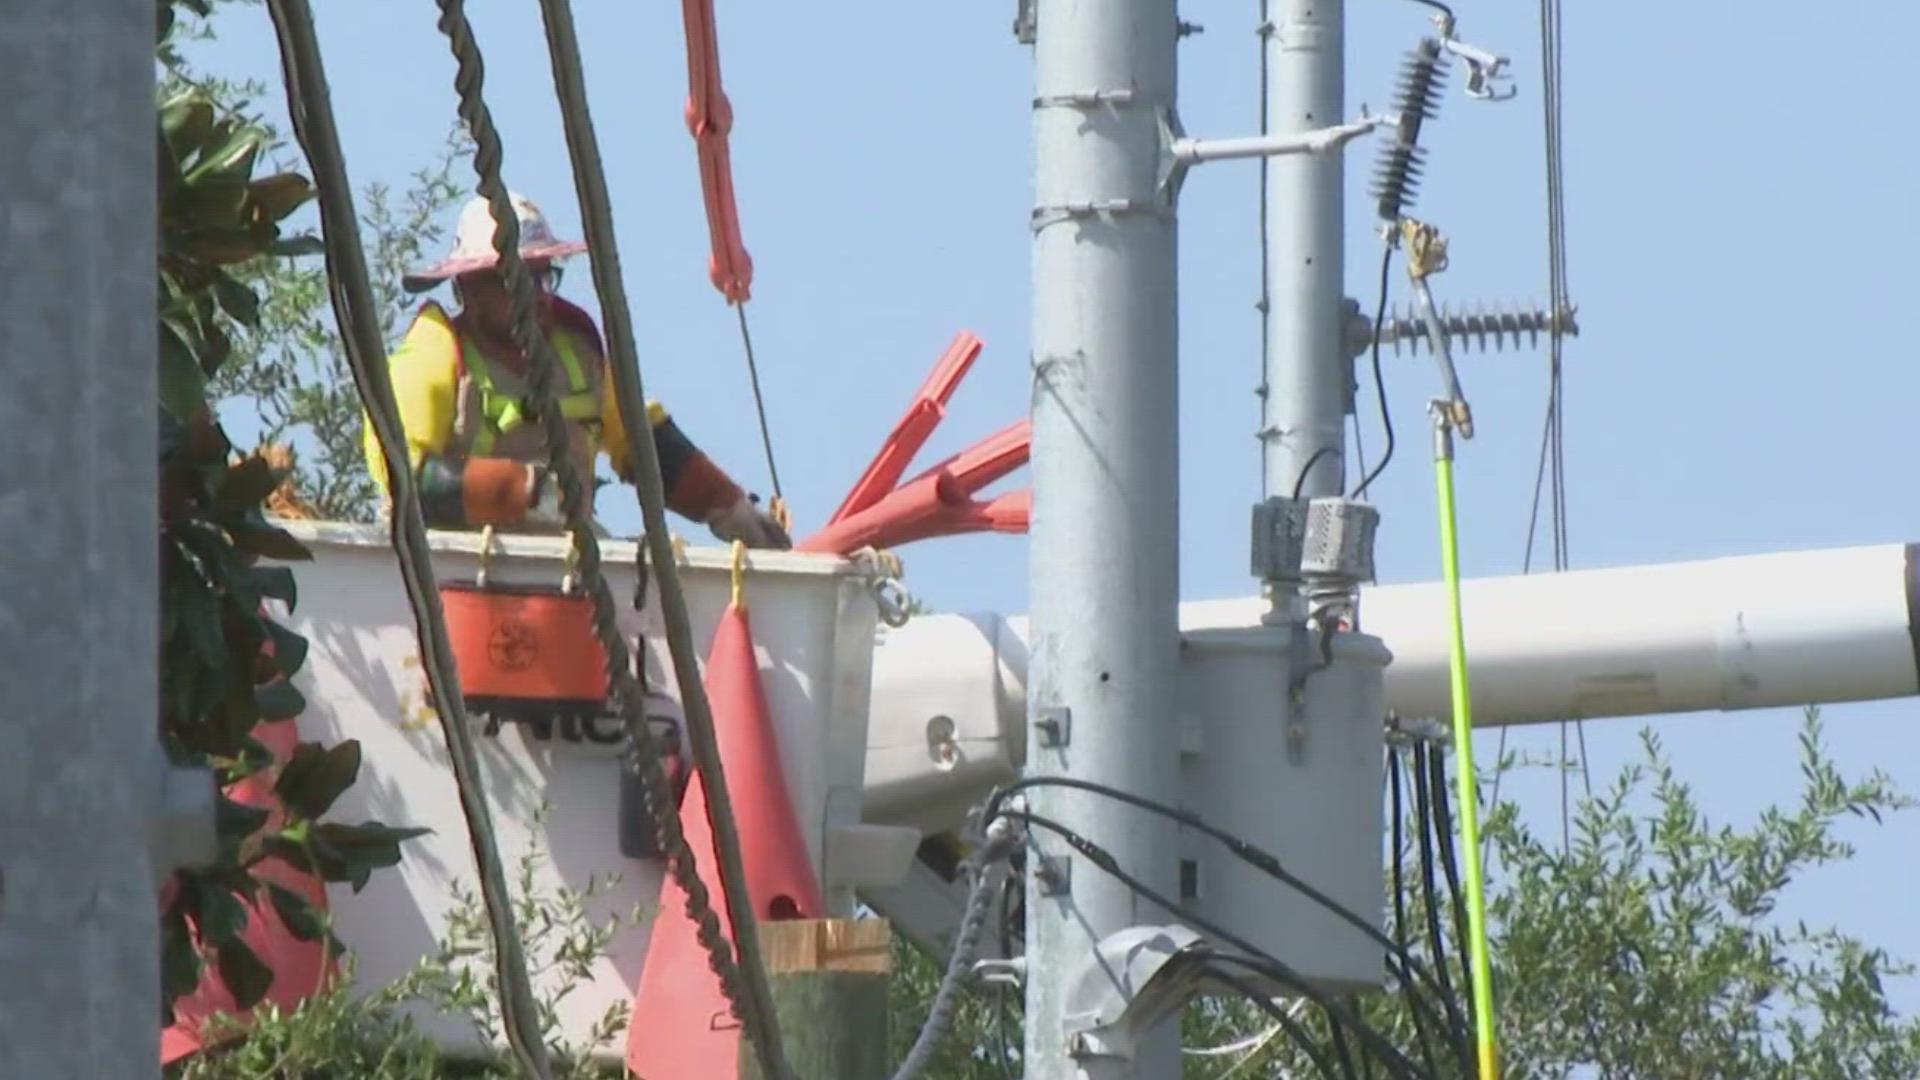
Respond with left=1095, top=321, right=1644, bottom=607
left=193, top=1, right=1920, bottom=1016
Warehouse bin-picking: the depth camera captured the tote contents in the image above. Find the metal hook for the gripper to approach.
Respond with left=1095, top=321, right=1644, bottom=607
left=476, top=524, right=497, bottom=590
left=872, top=577, right=912, bottom=629
left=561, top=529, right=581, bottom=594
left=730, top=539, right=750, bottom=611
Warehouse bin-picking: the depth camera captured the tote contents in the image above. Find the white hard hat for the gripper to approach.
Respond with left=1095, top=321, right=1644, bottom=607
left=401, top=191, right=587, bottom=294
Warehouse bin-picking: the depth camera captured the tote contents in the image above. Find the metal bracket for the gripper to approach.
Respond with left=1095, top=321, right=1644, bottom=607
left=974, top=956, right=1028, bottom=989
left=1030, top=198, right=1171, bottom=232
left=1012, top=0, right=1036, bottom=44
left=1441, top=34, right=1516, bottom=101
left=1032, top=87, right=1138, bottom=110
left=1158, top=107, right=1387, bottom=201
left=1036, top=853, right=1072, bottom=897
left=1062, top=925, right=1209, bottom=1065
left=1035, top=705, right=1072, bottom=748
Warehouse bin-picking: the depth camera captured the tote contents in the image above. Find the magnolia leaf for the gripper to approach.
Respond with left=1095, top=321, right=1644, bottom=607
left=230, top=519, right=313, bottom=563
left=214, top=456, right=280, bottom=518
left=249, top=172, right=315, bottom=221
left=268, top=234, right=326, bottom=258
left=275, top=740, right=361, bottom=821
left=210, top=271, right=261, bottom=329
left=215, top=937, right=274, bottom=1010
left=161, top=98, right=215, bottom=154
left=266, top=883, right=328, bottom=943
left=215, top=794, right=270, bottom=846
left=312, top=821, right=433, bottom=893
left=248, top=564, right=298, bottom=608
left=197, top=880, right=251, bottom=946
left=160, top=911, right=205, bottom=1009
left=265, top=620, right=310, bottom=678
left=179, top=228, right=264, bottom=266
left=160, top=328, right=208, bottom=422
left=254, top=677, right=306, bottom=720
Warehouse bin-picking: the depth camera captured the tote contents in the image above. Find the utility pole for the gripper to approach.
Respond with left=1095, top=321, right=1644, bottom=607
left=1024, top=0, right=1183, bottom=1077
left=0, top=3, right=168, bottom=1077
left=1262, top=0, right=1348, bottom=508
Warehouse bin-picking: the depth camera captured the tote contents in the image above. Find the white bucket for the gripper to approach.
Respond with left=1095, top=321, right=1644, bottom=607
left=276, top=521, right=899, bottom=1059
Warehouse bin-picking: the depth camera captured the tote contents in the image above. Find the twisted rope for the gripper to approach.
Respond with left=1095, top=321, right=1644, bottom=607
left=434, top=3, right=791, bottom=1075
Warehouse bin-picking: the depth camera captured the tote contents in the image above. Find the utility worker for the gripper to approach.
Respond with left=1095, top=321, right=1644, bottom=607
left=365, top=191, right=789, bottom=549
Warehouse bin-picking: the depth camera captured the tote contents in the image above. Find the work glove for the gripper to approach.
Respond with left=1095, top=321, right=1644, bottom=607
left=706, top=493, right=791, bottom=550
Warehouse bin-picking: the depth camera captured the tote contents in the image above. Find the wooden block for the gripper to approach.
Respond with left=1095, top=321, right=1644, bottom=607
left=759, top=917, right=894, bottom=975
left=740, top=918, right=893, bottom=1080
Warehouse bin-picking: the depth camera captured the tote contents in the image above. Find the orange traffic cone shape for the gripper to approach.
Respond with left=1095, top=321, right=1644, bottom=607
left=627, top=596, right=825, bottom=1080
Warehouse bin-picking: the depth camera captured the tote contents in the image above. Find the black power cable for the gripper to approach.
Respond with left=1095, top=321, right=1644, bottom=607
left=1426, top=742, right=1477, bottom=1010
left=1390, top=747, right=1445, bottom=1078
left=995, top=808, right=1434, bottom=1080
left=1203, top=954, right=1430, bottom=1080
left=1200, top=970, right=1342, bottom=1080
left=1410, top=743, right=1469, bottom=1059
left=1351, top=244, right=1398, bottom=500
left=986, top=774, right=1467, bottom=1045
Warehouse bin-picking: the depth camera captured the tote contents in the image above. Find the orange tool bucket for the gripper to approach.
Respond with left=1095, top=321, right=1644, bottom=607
left=438, top=579, right=610, bottom=713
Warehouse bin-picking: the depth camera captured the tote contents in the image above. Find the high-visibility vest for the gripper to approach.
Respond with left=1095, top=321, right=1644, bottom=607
left=456, top=327, right=602, bottom=458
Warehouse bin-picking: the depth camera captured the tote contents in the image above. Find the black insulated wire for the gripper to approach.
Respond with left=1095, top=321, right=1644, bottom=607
left=1412, top=744, right=1474, bottom=1077
left=1390, top=747, right=1445, bottom=1078
left=986, top=775, right=1470, bottom=1061
left=1426, top=743, right=1478, bottom=1020
left=1202, top=970, right=1344, bottom=1080
left=984, top=775, right=1464, bottom=1017
left=997, top=808, right=1435, bottom=1080
left=1351, top=244, right=1398, bottom=500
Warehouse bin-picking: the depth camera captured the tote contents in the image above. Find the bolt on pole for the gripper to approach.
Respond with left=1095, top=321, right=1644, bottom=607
left=1024, top=0, right=1184, bottom=1077
left=0, top=2, right=165, bottom=1077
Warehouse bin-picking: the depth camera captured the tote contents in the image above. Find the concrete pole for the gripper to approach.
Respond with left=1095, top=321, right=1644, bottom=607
left=0, top=3, right=163, bottom=1078
left=1025, top=0, right=1182, bottom=1077
left=1262, top=0, right=1348, bottom=502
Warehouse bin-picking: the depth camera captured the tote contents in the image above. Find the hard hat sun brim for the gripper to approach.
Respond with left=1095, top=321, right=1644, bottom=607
left=400, top=239, right=588, bottom=294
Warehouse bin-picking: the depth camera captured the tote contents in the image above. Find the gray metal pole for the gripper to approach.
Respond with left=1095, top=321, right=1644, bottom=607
left=1025, top=0, right=1182, bottom=1076
left=1262, top=0, right=1348, bottom=502
left=0, top=3, right=163, bottom=1077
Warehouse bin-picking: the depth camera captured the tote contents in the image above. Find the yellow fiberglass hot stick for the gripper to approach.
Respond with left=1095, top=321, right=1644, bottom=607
left=1432, top=406, right=1499, bottom=1078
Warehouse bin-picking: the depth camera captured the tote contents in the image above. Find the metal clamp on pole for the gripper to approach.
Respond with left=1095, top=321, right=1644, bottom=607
left=1402, top=218, right=1473, bottom=439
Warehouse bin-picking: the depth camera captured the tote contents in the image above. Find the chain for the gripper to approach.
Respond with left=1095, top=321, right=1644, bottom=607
left=434, top=3, right=792, bottom=1076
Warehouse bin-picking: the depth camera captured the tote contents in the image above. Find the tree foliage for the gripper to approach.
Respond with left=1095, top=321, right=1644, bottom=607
left=156, top=0, right=423, bottom=1022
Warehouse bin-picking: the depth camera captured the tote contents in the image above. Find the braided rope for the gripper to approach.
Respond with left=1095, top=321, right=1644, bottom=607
left=432, top=3, right=791, bottom=1076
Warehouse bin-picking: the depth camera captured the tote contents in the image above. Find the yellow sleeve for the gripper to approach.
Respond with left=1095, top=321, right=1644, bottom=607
left=597, top=372, right=667, bottom=484
left=364, top=305, right=460, bottom=495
